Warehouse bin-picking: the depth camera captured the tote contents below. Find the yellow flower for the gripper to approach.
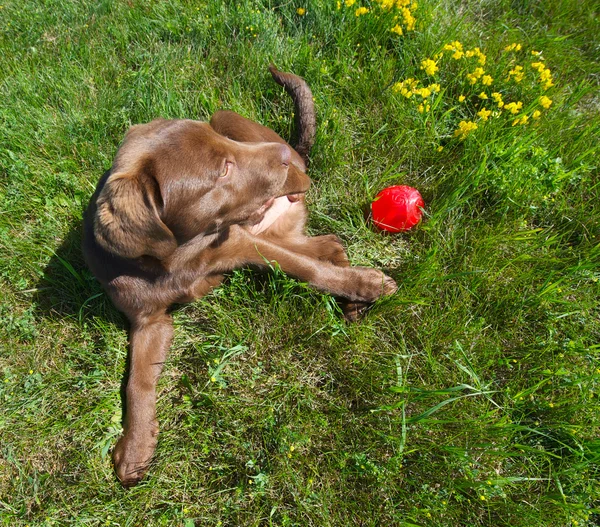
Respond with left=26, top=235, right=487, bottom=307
left=504, top=43, right=522, bottom=52
left=508, top=65, right=524, bottom=82
left=491, top=92, right=504, bottom=108
left=477, top=108, right=492, bottom=121
left=453, top=50, right=464, bottom=59
left=401, top=7, right=416, bottom=30
left=355, top=6, right=369, bottom=15
left=458, top=95, right=466, bottom=102
left=482, top=75, right=493, bottom=86
left=417, top=104, right=424, bottom=113
left=444, top=40, right=463, bottom=51
left=512, top=115, right=529, bottom=126
left=437, top=146, right=444, bottom=152
left=417, top=87, right=431, bottom=98
left=296, top=7, right=306, bottom=15
left=337, top=1, right=341, bottom=9
left=478, top=92, right=488, bottom=99
left=531, top=61, right=545, bottom=72
left=467, top=67, right=485, bottom=84
left=453, top=120, right=478, bottom=140
left=532, top=110, right=541, bottom=119
left=345, top=0, right=356, bottom=6
left=390, top=24, right=403, bottom=35
left=420, top=58, right=438, bottom=76
left=504, top=101, right=523, bottom=114
left=428, top=83, right=441, bottom=93
left=539, top=95, right=552, bottom=109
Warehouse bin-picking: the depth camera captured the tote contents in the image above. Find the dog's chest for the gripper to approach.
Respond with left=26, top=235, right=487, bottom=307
left=249, top=196, right=300, bottom=235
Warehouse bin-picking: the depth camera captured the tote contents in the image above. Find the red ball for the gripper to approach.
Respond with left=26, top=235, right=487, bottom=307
left=371, top=185, right=424, bottom=232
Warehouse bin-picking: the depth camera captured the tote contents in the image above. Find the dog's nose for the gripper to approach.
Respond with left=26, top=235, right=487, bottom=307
left=279, top=144, right=291, bottom=167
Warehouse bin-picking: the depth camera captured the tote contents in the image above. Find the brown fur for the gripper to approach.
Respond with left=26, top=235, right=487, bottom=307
left=83, top=67, right=396, bottom=486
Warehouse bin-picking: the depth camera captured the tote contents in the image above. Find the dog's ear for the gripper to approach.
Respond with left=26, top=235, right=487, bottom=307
left=94, top=160, right=177, bottom=260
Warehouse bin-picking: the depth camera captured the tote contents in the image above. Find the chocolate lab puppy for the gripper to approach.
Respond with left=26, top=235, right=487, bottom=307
left=83, top=66, right=397, bottom=486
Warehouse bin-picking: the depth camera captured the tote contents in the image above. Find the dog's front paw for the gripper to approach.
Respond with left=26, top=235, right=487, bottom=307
left=113, top=429, right=158, bottom=487
left=351, top=268, right=397, bottom=303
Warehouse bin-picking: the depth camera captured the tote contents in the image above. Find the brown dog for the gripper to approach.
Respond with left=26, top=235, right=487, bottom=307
left=83, top=66, right=397, bottom=486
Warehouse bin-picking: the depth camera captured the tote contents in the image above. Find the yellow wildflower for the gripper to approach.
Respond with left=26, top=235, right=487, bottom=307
left=417, top=104, right=424, bottom=113
left=337, top=1, right=341, bottom=9
left=392, top=78, right=419, bottom=98
left=402, top=7, right=416, bottom=30
left=531, top=50, right=542, bottom=56
left=391, top=24, right=403, bottom=35
left=428, top=83, right=441, bottom=93
left=504, top=101, right=523, bottom=114
left=437, top=146, right=444, bottom=152
left=444, top=40, right=463, bottom=51
left=504, top=43, right=522, bottom=52
left=477, top=108, right=492, bottom=121
left=345, top=0, right=356, bottom=6
left=458, top=95, right=466, bottom=102
left=420, top=58, right=438, bottom=76
left=379, top=0, right=395, bottom=8
left=355, top=6, right=369, bottom=15
left=482, top=75, right=493, bottom=86
left=491, top=92, right=504, bottom=108
left=478, top=92, right=488, bottom=99
left=539, top=95, right=552, bottom=109
left=454, top=120, right=478, bottom=140
left=453, top=50, right=464, bottom=59
left=417, top=87, right=432, bottom=98
left=512, top=115, right=529, bottom=126
left=508, top=65, right=524, bottom=82
left=296, top=7, right=306, bottom=15
left=532, top=110, right=541, bottom=119
left=466, top=67, right=485, bottom=85
left=531, top=61, right=545, bottom=72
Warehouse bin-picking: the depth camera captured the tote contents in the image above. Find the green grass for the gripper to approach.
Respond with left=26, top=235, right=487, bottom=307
left=1, top=0, right=599, bottom=525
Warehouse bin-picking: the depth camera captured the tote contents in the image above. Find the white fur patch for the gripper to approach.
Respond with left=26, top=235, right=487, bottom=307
left=249, top=196, right=295, bottom=235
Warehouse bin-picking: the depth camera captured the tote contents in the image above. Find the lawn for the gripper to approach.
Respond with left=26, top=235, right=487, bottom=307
left=1, top=0, right=599, bottom=525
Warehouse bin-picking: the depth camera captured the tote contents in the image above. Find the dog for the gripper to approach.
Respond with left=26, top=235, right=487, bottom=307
left=83, top=66, right=397, bottom=486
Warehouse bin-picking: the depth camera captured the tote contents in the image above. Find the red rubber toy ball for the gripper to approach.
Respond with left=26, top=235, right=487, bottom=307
left=371, top=185, right=425, bottom=232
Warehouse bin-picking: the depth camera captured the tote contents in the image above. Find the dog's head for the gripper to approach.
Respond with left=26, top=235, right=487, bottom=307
left=93, top=119, right=310, bottom=260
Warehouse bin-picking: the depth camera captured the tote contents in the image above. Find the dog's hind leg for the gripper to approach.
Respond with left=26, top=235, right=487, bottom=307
left=112, top=310, right=173, bottom=487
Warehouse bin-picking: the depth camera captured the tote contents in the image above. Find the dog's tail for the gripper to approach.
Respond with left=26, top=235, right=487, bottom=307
left=269, top=65, right=316, bottom=167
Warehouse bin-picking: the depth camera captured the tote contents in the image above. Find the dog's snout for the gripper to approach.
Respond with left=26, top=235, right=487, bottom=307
left=279, top=144, right=291, bottom=167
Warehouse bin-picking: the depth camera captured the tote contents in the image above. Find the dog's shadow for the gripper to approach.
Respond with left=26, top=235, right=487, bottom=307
left=32, top=219, right=122, bottom=327
left=32, top=220, right=132, bottom=423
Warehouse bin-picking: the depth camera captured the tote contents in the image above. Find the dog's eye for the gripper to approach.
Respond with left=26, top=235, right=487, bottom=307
left=219, top=161, right=233, bottom=178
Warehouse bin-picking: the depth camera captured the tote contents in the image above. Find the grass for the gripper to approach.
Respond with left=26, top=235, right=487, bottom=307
left=0, top=0, right=599, bottom=525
